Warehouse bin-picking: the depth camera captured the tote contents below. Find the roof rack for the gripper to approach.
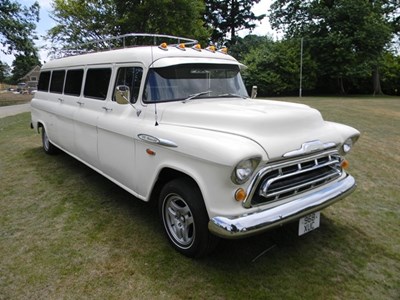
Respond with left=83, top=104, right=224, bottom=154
left=55, top=33, right=198, bottom=58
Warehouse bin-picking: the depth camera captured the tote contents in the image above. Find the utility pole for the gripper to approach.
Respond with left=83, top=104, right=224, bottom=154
left=299, top=37, right=303, bottom=98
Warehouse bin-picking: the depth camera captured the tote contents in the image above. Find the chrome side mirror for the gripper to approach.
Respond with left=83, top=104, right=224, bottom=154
left=115, top=85, right=131, bottom=105
left=251, top=86, right=257, bottom=99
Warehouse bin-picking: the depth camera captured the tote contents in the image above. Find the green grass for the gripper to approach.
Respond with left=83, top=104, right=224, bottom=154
left=1, top=97, right=399, bottom=299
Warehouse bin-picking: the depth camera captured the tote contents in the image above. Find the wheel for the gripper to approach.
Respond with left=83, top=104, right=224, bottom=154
left=41, top=126, right=58, bottom=155
left=159, top=178, right=219, bottom=258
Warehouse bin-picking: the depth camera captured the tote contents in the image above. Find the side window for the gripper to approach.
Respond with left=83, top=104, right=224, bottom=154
left=50, top=70, right=65, bottom=93
left=64, top=69, right=84, bottom=96
left=113, top=67, right=143, bottom=104
left=37, top=71, right=51, bottom=92
left=84, top=68, right=111, bottom=100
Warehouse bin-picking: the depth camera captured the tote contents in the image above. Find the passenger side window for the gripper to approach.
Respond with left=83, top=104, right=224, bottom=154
left=50, top=70, right=65, bottom=94
left=113, top=67, right=143, bottom=103
left=84, top=68, right=111, bottom=100
left=64, top=69, right=84, bottom=96
left=38, top=71, right=51, bottom=92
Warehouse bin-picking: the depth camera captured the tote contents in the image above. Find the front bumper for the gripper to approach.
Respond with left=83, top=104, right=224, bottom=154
left=208, top=174, right=356, bottom=239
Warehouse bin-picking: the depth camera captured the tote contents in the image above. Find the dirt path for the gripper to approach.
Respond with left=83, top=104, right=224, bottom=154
left=0, top=103, right=31, bottom=118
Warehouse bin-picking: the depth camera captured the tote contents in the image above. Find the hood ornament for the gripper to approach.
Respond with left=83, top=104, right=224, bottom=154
left=283, top=141, right=336, bottom=158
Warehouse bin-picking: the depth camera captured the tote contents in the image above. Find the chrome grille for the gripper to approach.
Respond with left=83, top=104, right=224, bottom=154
left=250, top=151, right=342, bottom=206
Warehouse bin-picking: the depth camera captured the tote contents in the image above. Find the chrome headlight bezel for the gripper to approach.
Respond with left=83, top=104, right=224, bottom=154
left=231, top=157, right=261, bottom=185
left=340, top=135, right=359, bottom=155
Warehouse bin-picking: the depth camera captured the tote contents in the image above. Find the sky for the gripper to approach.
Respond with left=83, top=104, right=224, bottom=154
left=1, top=0, right=275, bottom=66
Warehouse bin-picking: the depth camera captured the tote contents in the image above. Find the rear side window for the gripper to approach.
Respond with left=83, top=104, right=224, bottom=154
left=64, top=69, right=84, bottom=96
left=84, top=68, right=111, bottom=100
left=50, top=70, right=65, bottom=93
left=38, top=71, right=51, bottom=92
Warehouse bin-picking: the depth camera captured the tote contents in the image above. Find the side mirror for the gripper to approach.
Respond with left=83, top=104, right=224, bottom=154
left=251, top=85, right=257, bottom=99
left=115, top=85, right=131, bottom=105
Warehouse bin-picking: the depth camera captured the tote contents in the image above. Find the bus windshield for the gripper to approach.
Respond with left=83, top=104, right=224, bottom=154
left=143, top=63, right=248, bottom=102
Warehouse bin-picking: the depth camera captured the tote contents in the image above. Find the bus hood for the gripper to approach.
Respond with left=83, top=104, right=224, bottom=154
left=158, top=98, right=348, bottom=159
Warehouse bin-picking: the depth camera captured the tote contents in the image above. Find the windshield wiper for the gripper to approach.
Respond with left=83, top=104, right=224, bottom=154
left=182, top=90, right=212, bottom=103
left=217, top=93, right=248, bottom=99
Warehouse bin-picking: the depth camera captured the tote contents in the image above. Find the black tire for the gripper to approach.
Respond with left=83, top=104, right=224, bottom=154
left=41, top=126, right=59, bottom=155
left=159, top=178, right=219, bottom=258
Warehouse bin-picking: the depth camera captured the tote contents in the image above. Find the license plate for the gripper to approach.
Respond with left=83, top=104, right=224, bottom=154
left=298, top=212, right=320, bottom=236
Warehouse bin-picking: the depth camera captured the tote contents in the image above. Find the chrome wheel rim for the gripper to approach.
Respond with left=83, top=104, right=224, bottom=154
left=163, top=193, right=195, bottom=248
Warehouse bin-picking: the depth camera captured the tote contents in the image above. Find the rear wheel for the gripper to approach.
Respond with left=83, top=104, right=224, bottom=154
left=159, top=178, right=219, bottom=258
left=41, top=126, right=58, bottom=155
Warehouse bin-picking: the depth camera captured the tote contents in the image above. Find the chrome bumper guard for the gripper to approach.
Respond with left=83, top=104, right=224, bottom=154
left=208, top=174, right=356, bottom=239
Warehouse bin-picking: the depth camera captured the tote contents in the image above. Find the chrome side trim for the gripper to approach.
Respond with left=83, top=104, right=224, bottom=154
left=138, top=134, right=178, bottom=148
left=208, top=174, right=356, bottom=239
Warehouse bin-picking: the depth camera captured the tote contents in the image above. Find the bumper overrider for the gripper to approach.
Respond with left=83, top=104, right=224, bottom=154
left=208, top=174, right=356, bottom=239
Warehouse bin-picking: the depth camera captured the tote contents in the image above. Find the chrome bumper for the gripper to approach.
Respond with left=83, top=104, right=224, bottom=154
left=208, top=174, right=356, bottom=239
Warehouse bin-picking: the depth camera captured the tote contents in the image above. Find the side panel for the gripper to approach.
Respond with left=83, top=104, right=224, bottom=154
left=97, top=102, right=140, bottom=191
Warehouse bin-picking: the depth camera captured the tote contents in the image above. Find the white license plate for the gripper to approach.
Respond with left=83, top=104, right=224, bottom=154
left=298, top=212, right=320, bottom=236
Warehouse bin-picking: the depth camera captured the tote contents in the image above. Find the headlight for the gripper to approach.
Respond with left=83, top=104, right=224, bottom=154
left=342, top=137, right=354, bottom=154
left=231, top=157, right=261, bottom=184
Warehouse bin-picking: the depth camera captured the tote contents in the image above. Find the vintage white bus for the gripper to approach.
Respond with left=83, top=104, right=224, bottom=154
left=31, top=34, right=360, bottom=257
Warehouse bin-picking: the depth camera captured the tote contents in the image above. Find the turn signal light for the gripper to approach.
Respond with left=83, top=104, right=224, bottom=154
left=235, top=188, right=247, bottom=202
left=341, top=159, right=349, bottom=169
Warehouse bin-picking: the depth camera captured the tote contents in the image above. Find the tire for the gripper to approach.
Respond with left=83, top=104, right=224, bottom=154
left=41, top=126, right=58, bottom=155
left=159, top=178, right=219, bottom=258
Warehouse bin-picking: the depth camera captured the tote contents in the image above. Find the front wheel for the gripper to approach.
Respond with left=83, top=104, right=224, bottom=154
left=41, top=126, right=58, bottom=155
left=159, top=178, right=219, bottom=258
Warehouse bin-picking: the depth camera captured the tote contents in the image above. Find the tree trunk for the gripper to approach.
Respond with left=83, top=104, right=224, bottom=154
left=372, top=66, right=383, bottom=96
left=338, top=77, right=346, bottom=95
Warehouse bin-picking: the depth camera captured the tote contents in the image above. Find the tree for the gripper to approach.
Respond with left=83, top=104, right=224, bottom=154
left=48, top=0, right=209, bottom=49
left=0, top=0, right=40, bottom=56
left=0, top=61, right=12, bottom=83
left=380, top=51, right=400, bottom=95
left=269, top=0, right=399, bottom=95
left=242, top=37, right=317, bottom=96
left=205, top=0, right=266, bottom=44
left=11, top=54, right=40, bottom=84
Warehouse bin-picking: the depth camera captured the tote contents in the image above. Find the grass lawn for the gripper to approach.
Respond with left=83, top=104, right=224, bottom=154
left=1, top=97, right=399, bottom=299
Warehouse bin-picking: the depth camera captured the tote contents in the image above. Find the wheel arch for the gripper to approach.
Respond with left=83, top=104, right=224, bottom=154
left=149, top=167, right=204, bottom=207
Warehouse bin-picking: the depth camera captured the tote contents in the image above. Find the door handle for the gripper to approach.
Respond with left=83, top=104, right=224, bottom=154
left=102, top=106, right=112, bottom=112
left=58, top=98, right=64, bottom=103
left=77, top=101, right=84, bottom=106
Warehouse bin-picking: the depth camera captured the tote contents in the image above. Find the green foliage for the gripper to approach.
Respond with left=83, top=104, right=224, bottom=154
left=10, top=54, right=40, bottom=84
left=0, top=61, right=12, bottom=82
left=242, top=38, right=317, bottom=96
left=205, top=0, right=265, bottom=44
left=0, top=0, right=40, bottom=56
left=380, top=51, right=400, bottom=95
left=269, top=0, right=398, bottom=94
left=48, top=0, right=209, bottom=48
